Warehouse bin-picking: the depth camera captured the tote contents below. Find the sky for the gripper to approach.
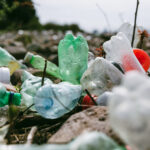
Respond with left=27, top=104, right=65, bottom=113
left=33, top=0, right=150, bottom=32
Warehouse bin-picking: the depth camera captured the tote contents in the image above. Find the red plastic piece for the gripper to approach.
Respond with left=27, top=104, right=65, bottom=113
left=133, top=49, right=150, bottom=72
left=82, top=95, right=97, bottom=110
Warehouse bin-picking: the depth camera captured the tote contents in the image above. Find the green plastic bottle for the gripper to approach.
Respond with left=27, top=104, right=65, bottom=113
left=58, top=34, right=89, bottom=84
left=0, top=47, right=16, bottom=67
left=24, top=52, right=62, bottom=80
left=0, top=83, right=21, bottom=107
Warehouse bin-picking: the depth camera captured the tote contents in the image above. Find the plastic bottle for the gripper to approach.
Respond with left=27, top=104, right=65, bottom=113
left=24, top=52, right=62, bottom=79
left=0, top=83, right=21, bottom=107
left=34, top=82, right=82, bottom=119
left=20, top=71, right=52, bottom=110
left=58, top=34, right=88, bottom=84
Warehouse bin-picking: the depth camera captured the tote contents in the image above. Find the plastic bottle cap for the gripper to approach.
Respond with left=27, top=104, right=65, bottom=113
left=24, top=52, right=33, bottom=63
left=0, top=67, right=10, bottom=84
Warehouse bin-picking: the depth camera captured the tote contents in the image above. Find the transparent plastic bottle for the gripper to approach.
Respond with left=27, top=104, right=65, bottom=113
left=34, top=82, right=82, bottom=119
left=21, top=71, right=52, bottom=110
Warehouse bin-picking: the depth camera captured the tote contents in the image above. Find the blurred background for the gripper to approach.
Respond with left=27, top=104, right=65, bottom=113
left=0, top=0, right=150, bottom=65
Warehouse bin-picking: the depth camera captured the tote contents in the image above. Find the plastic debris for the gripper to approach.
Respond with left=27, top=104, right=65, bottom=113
left=133, top=48, right=150, bottom=72
left=24, top=52, right=62, bottom=79
left=119, top=22, right=143, bottom=48
left=0, top=47, right=21, bottom=73
left=34, top=82, right=82, bottom=119
left=0, top=83, right=21, bottom=107
left=97, top=91, right=113, bottom=106
left=70, top=131, right=119, bottom=150
left=103, top=32, right=145, bottom=73
left=58, top=34, right=89, bottom=84
left=82, top=94, right=97, bottom=110
left=21, top=71, right=52, bottom=109
left=0, top=67, right=10, bottom=84
left=80, top=57, right=123, bottom=96
left=0, top=47, right=16, bottom=67
left=109, top=71, right=150, bottom=150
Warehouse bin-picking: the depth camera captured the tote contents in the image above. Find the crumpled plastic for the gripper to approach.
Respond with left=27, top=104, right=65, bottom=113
left=109, top=71, right=150, bottom=150
left=80, top=57, right=123, bottom=96
left=103, top=32, right=145, bottom=73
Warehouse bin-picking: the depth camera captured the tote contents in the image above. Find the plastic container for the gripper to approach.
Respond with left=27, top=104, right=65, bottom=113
left=0, top=67, right=10, bottom=84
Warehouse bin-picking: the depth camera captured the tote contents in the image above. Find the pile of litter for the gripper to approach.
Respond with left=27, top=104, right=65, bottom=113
left=0, top=22, right=150, bottom=150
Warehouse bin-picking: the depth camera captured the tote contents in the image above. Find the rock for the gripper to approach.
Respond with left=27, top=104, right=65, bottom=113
left=27, top=43, right=42, bottom=52
left=4, top=46, right=26, bottom=59
left=48, top=106, right=123, bottom=145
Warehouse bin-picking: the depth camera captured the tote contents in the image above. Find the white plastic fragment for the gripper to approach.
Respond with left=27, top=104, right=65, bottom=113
left=70, top=131, right=119, bottom=150
left=109, top=71, right=150, bottom=150
left=119, top=22, right=143, bottom=48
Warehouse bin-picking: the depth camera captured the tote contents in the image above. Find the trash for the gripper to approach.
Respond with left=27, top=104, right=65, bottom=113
left=0, top=83, right=21, bottom=107
left=97, top=91, right=113, bottom=106
left=0, top=67, right=10, bottom=84
left=70, top=131, right=119, bottom=150
left=82, top=94, right=97, bottom=110
left=119, top=22, right=143, bottom=48
left=0, top=47, right=16, bottom=67
left=80, top=57, right=123, bottom=96
left=58, top=34, right=89, bottom=84
left=24, top=52, right=62, bottom=79
left=133, top=48, right=150, bottom=72
left=34, top=82, right=82, bottom=119
left=21, top=71, right=52, bottom=110
left=103, top=32, right=145, bottom=73
left=109, top=71, right=150, bottom=150
left=0, top=47, right=21, bottom=73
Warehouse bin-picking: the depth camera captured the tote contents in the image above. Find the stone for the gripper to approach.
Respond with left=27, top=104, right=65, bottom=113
left=48, top=106, right=123, bottom=145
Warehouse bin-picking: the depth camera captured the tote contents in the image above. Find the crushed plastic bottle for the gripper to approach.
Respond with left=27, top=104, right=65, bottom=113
left=58, top=34, right=89, bottom=84
left=24, top=52, right=62, bottom=79
left=21, top=71, right=52, bottom=109
left=34, top=82, right=82, bottom=119
left=103, top=32, right=145, bottom=73
left=70, top=132, right=119, bottom=150
left=109, top=71, right=150, bottom=150
left=119, top=22, right=143, bottom=48
left=0, top=83, right=21, bottom=107
left=80, top=57, right=123, bottom=96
